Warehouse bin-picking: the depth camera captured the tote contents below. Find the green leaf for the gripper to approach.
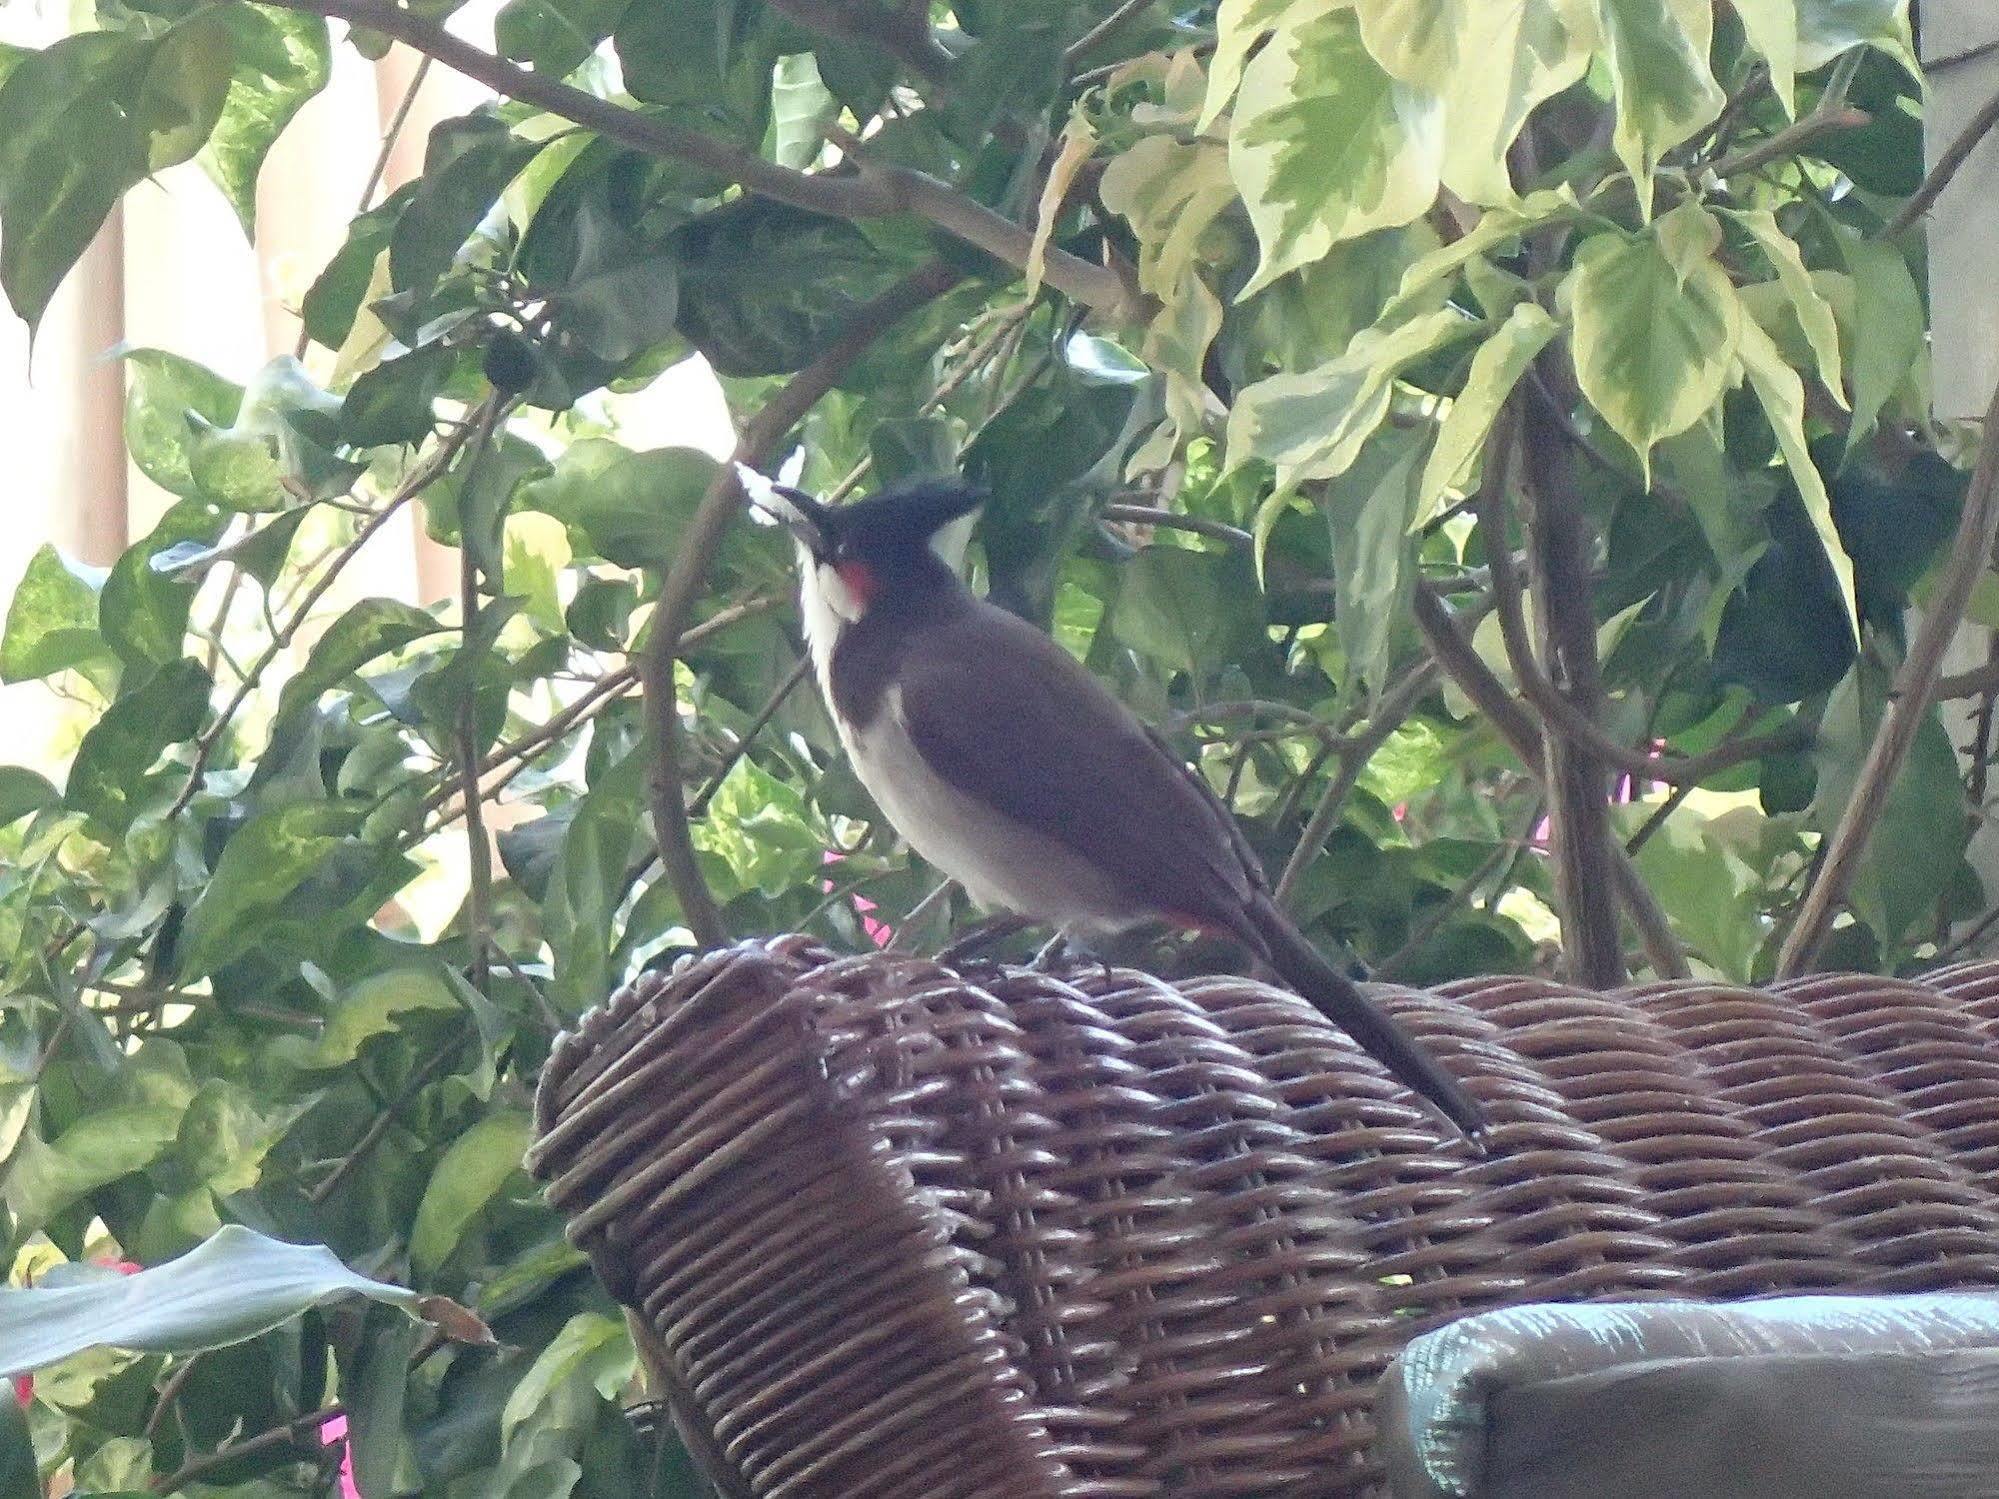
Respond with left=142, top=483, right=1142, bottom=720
left=122, top=348, right=245, bottom=500
left=1230, top=8, right=1443, bottom=296
left=201, top=4, right=331, bottom=231
left=410, top=1110, right=531, bottom=1274
left=770, top=51, right=835, bottom=171
left=1228, top=307, right=1477, bottom=489
left=65, top=657, right=211, bottom=834
left=1734, top=312, right=1855, bottom=638
left=1633, top=813, right=1764, bottom=978
left=0, top=32, right=149, bottom=328
left=0, top=1227, right=423, bottom=1380
left=100, top=500, right=229, bottom=670
left=500, top=1313, right=632, bottom=1442
left=1834, top=229, right=1922, bottom=453
left=1566, top=224, right=1742, bottom=474
left=671, top=200, right=909, bottom=376
left=309, top=966, right=461, bottom=1067
left=517, top=441, right=720, bottom=570
left=1795, top=0, right=1915, bottom=72
left=188, top=357, right=360, bottom=511
left=1376, top=187, right=1575, bottom=325
left=1327, top=428, right=1424, bottom=691
left=1201, top=0, right=1320, bottom=132
left=1112, top=545, right=1259, bottom=676
left=1730, top=0, right=1800, bottom=112
left=177, top=803, right=358, bottom=978
left=550, top=201, right=680, bottom=366
left=1812, top=665, right=1966, bottom=946
left=340, top=343, right=457, bottom=447
left=1354, top=0, right=1594, bottom=204
left=1595, top=0, right=1724, bottom=216
left=263, top=597, right=445, bottom=753
left=693, top=757, right=830, bottom=898
left=495, top=0, right=633, bottom=74
left=174, top=1079, right=307, bottom=1196
left=135, top=9, right=234, bottom=172
left=1416, top=302, right=1560, bottom=524
left=390, top=114, right=538, bottom=294
left=4, top=1104, right=185, bottom=1230
left=1727, top=208, right=1844, bottom=403
left=0, top=767, right=57, bottom=828
left=543, top=746, right=645, bottom=1014
left=0, top=544, right=105, bottom=684
left=301, top=184, right=413, bottom=350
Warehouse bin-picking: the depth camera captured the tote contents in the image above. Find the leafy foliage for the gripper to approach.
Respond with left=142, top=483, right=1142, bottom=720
left=0, top=0, right=1974, bottom=1493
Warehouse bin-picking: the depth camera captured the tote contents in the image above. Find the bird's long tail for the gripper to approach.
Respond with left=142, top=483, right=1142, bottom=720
left=1243, top=893, right=1486, bottom=1142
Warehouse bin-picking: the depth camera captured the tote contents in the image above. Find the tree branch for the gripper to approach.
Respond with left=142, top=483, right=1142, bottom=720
left=151, top=1404, right=346, bottom=1493
left=1778, top=375, right=1999, bottom=974
left=1516, top=398, right=1624, bottom=986
left=262, top=0, right=1139, bottom=318
left=641, top=262, right=963, bottom=947
left=1411, top=580, right=1689, bottom=978
left=1882, top=83, right=1999, bottom=239
left=1710, top=51, right=1868, bottom=178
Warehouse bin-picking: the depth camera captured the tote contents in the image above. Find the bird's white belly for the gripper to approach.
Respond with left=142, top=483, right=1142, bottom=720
left=840, top=687, right=1141, bottom=931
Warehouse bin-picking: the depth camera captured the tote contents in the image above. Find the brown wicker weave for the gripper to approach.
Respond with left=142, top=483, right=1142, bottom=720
left=526, top=940, right=1999, bottom=1498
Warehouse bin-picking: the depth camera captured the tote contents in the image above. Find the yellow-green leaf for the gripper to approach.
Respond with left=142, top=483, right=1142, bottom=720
left=1727, top=207, right=1844, bottom=403
left=1099, top=135, right=1235, bottom=298
left=1230, top=7, right=1443, bottom=295
left=1416, top=302, right=1561, bottom=525
left=411, top=1110, right=532, bottom=1274
left=1355, top=0, right=1595, bottom=204
left=1200, top=0, right=1331, bottom=132
left=1567, top=226, right=1741, bottom=473
left=1228, top=306, right=1477, bottom=486
left=1729, top=0, right=1799, bottom=114
left=1596, top=0, right=1725, bottom=217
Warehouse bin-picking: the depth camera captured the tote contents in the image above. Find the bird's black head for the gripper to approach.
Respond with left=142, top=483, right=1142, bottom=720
left=742, top=467, right=986, bottom=612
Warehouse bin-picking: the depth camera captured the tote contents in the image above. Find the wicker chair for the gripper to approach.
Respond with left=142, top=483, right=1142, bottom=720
left=525, top=939, right=1999, bottom=1498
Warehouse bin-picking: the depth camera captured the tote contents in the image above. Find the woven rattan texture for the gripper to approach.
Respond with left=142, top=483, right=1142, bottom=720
left=527, top=940, right=1999, bottom=1498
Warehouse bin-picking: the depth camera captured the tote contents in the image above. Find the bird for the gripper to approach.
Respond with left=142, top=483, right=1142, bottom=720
left=737, top=464, right=1486, bottom=1142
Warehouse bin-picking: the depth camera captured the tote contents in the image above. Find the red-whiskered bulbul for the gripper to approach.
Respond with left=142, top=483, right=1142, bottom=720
left=738, top=465, right=1485, bottom=1141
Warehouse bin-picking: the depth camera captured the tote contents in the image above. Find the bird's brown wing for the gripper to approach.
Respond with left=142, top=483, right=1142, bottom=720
left=894, top=599, right=1262, bottom=933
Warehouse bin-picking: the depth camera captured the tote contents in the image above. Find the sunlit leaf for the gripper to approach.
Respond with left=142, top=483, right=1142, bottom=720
left=1595, top=0, right=1724, bottom=217
left=411, top=1110, right=532, bottom=1274
left=1416, top=301, right=1560, bottom=524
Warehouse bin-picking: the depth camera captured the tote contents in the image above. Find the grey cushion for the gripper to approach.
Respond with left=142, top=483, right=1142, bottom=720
left=1377, top=1295, right=1999, bottom=1499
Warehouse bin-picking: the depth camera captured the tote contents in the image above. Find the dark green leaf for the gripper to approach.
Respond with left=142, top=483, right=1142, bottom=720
left=543, top=746, right=644, bottom=1014
left=390, top=114, right=538, bottom=295
left=0, top=32, right=150, bottom=328
left=671, top=200, right=909, bottom=376
left=0, top=1392, right=33, bottom=1499
left=65, top=657, right=211, bottom=833
left=0, top=767, right=57, bottom=828
left=349, top=1315, right=423, bottom=1499
left=301, top=183, right=415, bottom=350
left=553, top=202, right=679, bottom=365
left=200, top=4, right=331, bottom=231
left=1112, top=546, right=1260, bottom=677
left=424, top=430, right=550, bottom=579
left=1812, top=664, right=1968, bottom=948
left=0, top=1227, right=421, bottom=1379
left=259, top=598, right=445, bottom=763
left=5, top=1105, right=185, bottom=1230
left=495, top=0, right=632, bottom=76
left=0, top=544, right=106, bottom=684
left=341, top=343, right=459, bottom=447
left=133, top=8, right=234, bottom=172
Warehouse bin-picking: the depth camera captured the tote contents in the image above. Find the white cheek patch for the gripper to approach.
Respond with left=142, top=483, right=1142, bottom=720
left=929, top=510, right=979, bottom=574
left=814, top=561, right=864, bottom=622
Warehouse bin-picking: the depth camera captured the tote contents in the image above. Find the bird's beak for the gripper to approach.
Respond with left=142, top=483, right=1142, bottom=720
left=735, top=463, right=832, bottom=560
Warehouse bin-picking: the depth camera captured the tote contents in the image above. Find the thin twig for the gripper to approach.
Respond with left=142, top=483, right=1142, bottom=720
left=260, top=0, right=1139, bottom=316
left=642, top=264, right=963, bottom=947
left=1710, top=51, right=1868, bottom=177
left=1065, top=0, right=1155, bottom=64
left=1624, top=781, right=1694, bottom=856
left=151, top=1403, right=346, bottom=1493
left=686, top=658, right=814, bottom=819
left=296, top=54, right=432, bottom=359
left=1780, top=375, right=1999, bottom=974
left=307, top=1039, right=465, bottom=1204
left=454, top=402, right=501, bottom=991
left=1102, top=504, right=1253, bottom=548
left=1374, top=802, right=1542, bottom=980
left=1273, top=660, right=1437, bottom=904
left=165, top=414, right=485, bottom=822
left=887, top=879, right=957, bottom=951
left=1883, top=84, right=1999, bottom=238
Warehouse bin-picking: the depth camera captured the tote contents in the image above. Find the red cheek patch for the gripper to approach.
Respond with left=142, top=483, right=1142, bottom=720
left=836, top=560, right=880, bottom=608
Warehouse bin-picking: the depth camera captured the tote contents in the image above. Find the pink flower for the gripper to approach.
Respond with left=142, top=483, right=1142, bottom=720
left=320, top=1413, right=360, bottom=1498
left=821, top=851, right=894, bottom=947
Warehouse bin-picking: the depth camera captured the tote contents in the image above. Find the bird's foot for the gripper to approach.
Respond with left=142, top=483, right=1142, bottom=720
left=1029, top=931, right=1072, bottom=972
